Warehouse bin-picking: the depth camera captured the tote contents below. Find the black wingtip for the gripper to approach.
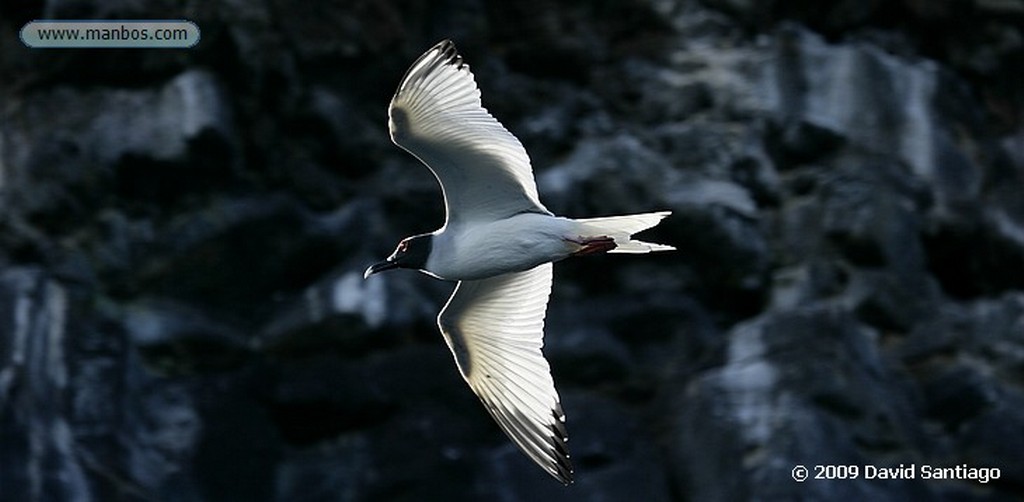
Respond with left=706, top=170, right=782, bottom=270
left=432, top=38, right=464, bottom=69
left=551, top=409, right=574, bottom=485
left=555, top=460, right=575, bottom=485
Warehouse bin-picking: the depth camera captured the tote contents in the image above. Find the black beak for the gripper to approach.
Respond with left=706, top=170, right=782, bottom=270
left=363, top=259, right=399, bottom=279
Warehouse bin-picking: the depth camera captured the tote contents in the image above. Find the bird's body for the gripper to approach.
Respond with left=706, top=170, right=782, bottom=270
left=364, top=40, right=674, bottom=484
left=426, top=213, right=578, bottom=281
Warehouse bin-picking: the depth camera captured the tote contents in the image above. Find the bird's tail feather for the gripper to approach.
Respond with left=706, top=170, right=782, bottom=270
left=572, top=211, right=674, bottom=253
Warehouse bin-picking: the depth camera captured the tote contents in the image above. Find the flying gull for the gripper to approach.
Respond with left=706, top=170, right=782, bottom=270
left=364, top=40, right=674, bottom=484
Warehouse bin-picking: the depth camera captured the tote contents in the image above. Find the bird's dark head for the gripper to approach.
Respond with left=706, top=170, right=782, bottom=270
left=363, top=234, right=432, bottom=279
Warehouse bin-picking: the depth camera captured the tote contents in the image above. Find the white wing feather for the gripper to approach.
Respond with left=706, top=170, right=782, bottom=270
left=388, top=40, right=550, bottom=224
left=437, top=263, right=573, bottom=484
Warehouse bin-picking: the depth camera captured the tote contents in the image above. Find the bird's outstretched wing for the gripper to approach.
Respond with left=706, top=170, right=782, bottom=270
left=388, top=39, right=550, bottom=225
left=437, top=263, right=573, bottom=484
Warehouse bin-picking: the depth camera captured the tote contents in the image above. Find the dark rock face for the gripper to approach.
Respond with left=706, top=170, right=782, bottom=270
left=2, top=0, right=1022, bottom=500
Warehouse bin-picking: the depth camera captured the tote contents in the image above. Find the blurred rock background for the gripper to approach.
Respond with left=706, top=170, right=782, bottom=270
left=1, top=0, right=1022, bottom=500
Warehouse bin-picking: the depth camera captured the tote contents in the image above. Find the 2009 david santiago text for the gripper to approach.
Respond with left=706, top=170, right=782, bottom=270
left=806, top=463, right=1000, bottom=484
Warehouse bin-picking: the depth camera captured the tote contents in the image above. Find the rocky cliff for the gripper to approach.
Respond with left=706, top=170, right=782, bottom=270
left=1, top=0, right=1022, bottom=500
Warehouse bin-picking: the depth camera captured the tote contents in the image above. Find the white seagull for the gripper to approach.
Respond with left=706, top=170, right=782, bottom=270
left=364, top=40, right=674, bottom=484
